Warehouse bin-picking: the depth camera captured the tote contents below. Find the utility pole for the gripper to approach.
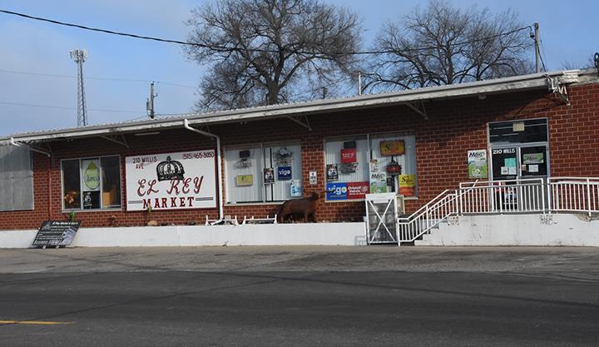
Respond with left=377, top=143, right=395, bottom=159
left=70, top=49, right=88, bottom=126
left=146, top=82, right=157, bottom=119
left=533, top=23, right=541, bottom=73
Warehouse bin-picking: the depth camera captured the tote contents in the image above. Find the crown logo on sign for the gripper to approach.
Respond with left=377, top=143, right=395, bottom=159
left=156, top=156, right=185, bottom=181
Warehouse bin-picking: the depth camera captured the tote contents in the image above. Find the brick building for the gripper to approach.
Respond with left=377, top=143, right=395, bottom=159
left=1, top=69, right=598, bottom=233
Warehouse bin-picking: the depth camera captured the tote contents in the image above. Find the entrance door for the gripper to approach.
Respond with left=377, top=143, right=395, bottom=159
left=490, top=145, right=548, bottom=212
left=491, top=145, right=548, bottom=181
left=489, top=119, right=549, bottom=212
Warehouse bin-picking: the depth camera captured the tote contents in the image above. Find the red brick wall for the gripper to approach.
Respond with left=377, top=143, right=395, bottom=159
left=2, top=83, right=597, bottom=230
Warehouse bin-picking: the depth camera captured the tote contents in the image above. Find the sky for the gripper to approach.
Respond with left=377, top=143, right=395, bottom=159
left=0, top=0, right=597, bottom=136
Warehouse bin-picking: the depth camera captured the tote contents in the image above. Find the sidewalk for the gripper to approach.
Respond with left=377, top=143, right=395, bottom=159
left=1, top=246, right=598, bottom=274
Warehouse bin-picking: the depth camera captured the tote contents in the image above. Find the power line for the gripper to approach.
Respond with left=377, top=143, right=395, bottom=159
left=0, top=9, right=193, bottom=46
left=0, top=8, right=533, bottom=56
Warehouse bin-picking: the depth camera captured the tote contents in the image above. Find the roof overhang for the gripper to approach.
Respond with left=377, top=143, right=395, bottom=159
left=0, top=70, right=580, bottom=144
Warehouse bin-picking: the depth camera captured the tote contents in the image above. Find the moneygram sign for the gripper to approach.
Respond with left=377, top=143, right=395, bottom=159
left=125, top=150, right=217, bottom=211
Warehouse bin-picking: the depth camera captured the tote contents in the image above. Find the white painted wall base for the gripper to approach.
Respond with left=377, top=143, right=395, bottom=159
left=416, top=214, right=599, bottom=246
left=3, top=214, right=598, bottom=248
left=0, top=223, right=368, bottom=249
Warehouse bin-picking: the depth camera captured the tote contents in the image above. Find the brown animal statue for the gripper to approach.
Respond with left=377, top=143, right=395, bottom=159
left=277, top=192, right=319, bottom=223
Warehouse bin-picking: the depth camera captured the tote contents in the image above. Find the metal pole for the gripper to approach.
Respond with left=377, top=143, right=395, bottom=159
left=534, top=23, right=541, bottom=73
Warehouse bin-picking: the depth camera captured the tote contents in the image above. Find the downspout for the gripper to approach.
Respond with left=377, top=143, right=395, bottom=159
left=183, top=119, right=224, bottom=224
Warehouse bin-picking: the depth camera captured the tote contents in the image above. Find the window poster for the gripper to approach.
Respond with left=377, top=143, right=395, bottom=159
left=277, top=166, right=292, bottom=180
left=236, top=175, right=254, bottom=186
left=326, top=164, right=339, bottom=181
left=340, top=148, right=357, bottom=164
left=125, top=150, right=217, bottom=211
left=290, top=179, right=302, bottom=197
left=263, top=168, right=274, bottom=184
left=370, top=172, right=387, bottom=193
left=347, top=181, right=369, bottom=200
left=399, top=174, right=416, bottom=197
left=380, top=140, right=405, bottom=156
left=81, top=159, right=101, bottom=209
left=326, top=182, right=348, bottom=200
left=522, top=153, right=544, bottom=164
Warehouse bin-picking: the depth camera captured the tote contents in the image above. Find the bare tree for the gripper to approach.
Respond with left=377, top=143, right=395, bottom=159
left=185, top=0, right=361, bottom=110
left=364, top=0, right=534, bottom=93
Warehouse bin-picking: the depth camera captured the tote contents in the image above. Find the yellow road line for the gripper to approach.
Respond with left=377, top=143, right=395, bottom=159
left=0, top=320, right=73, bottom=325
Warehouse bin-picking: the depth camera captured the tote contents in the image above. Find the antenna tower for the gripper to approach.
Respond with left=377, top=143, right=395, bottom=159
left=70, top=49, right=88, bottom=126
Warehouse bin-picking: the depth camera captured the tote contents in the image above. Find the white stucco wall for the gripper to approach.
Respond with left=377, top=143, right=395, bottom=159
left=0, top=223, right=368, bottom=248
left=416, top=214, right=599, bottom=246
left=2, top=214, right=598, bottom=248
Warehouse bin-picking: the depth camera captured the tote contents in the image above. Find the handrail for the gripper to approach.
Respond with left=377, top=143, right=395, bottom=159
left=396, top=177, right=599, bottom=245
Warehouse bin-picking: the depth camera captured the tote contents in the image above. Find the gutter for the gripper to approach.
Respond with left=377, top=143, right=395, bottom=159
left=1, top=70, right=574, bottom=144
left=9, top=137, right=51, bottom=157
left=183, top=119, right=224, bottom=225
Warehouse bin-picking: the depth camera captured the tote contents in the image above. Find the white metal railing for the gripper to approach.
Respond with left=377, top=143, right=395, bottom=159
left=548, top=177, right=599, bottom=216
left=396, top=177, right=599, bottom=245
left=397, top=189, right=460, bottom=243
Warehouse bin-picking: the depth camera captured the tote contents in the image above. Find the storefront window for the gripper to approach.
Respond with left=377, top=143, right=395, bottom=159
left=61, top=156, right=121, bottom=210
left=324, top=133, right=417, bottom=201
left=225, top=142, right=302, bottom=204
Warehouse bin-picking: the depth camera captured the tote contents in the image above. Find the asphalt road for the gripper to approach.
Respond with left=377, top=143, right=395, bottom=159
left=1, top=246, right=598, bottom=346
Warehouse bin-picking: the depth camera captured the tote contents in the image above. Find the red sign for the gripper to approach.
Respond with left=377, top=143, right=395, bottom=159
left=341, top=148, right=357, bottom=163
left=347, top=181, right=369, bottom=200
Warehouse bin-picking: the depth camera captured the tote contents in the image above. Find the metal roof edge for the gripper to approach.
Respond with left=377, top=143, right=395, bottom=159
left=0, top=70, right=573, bottom=144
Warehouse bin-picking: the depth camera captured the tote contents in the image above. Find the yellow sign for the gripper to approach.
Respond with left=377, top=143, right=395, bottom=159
left=399, top=174, right=416, bottom=197
left=380, top=140, right=405, bottom=156
left=236, top=175, right=254, bottom=186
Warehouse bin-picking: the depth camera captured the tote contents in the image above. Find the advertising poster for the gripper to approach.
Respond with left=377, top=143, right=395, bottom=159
left=326, top=182, right=348, bottom=200
left=263, top=168, right=275, bottom=184
left=326, top=164, right=339, bottom=181
left=347, top=181, right=369, bottom=200
left=340, top=148, right=357, bottom=164
left=370, top=172, right=387, bottom=193
left=399, top=174, right=416, bottom=197
left=467, top=150, right=488, bottom=179
left=125, top=150, right=217, bottom=211
left=81, top=159, right=101, bottom=209
left=290, top=179, right=302, bottom=197
left=277, top=166, right=292, bottom=180
left=380, top=140, right=405, bottom=156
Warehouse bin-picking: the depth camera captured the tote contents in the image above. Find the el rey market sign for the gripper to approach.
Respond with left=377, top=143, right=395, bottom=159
left=125, top=150, right=217, bottom=211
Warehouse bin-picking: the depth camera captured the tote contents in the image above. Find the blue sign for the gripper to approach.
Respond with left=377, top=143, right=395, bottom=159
left=277, top=166, right=292, bottom=180
left=326, top=182, right=348, bottom=200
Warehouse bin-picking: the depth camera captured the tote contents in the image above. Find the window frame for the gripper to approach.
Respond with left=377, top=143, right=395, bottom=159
left=224, top=141, right=302, bottom=205
left=323, top=131, right=418, bottom=202
left=60, top=155, right=122, bottom=212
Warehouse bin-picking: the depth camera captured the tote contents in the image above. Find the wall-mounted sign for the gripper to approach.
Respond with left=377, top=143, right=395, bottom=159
left=341, top=148, right=357, bottom=164
left=309, top=171, right=317, bottom=185
left=277, top=166, right=292, bottom=180
left=347, top=181, right=369, bottom=200
left=290, top=179, right=302, bottom=197
left=263, top=168, right=274, bottom=184
left=467, top=149, right=488, bottom=179
left=370, top=172, right=387, bottom=193
left=82, top=159, right=101, bottom=191
left=326, top=164, right=339, bottom=181
left=399, top=174, right=416, bottom=197
left=380, top=140, right=405, bottom=156
left=236, top=175, right=254, bottom=186
left=326, top=182, right=348, bottom=200
left=125, top=150, right=217, bottom=211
